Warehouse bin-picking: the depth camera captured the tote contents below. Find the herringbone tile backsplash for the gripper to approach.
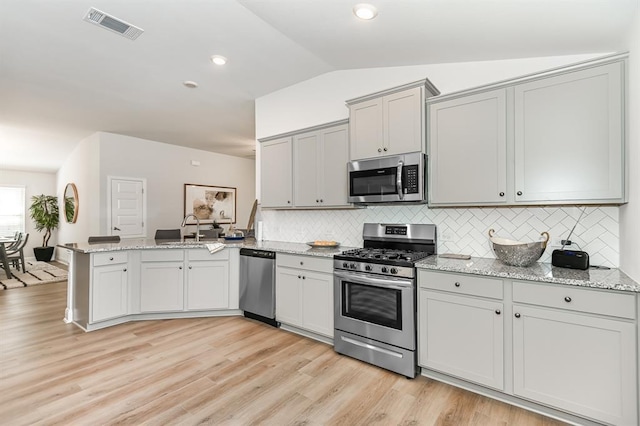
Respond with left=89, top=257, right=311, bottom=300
left=260, top=205, right=619, bottom=268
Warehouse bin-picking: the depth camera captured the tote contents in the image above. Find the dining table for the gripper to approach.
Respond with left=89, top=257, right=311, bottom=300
left=0, top=237, right=17, bottom=279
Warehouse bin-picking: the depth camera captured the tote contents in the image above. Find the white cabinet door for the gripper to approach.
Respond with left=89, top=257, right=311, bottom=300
left=418, top=289, right=504, bottom=390
left=428, top=89, right=507, bottom=205
left=293, top=131, right=320, bottom=207
left=260, top=136, right=293, bottom=208
left=140, top=261, right=184, bottom=312
left=349, top=97, right=384, bottom=160
left=301, top=271, right=334, bottom=338
left=514, top=62, right=624, bottom=203
left=384, top=86, right=423, bottom=156
left=91, top=264, right=128, bottom=323
left=186, top=261, right=229, bottom=310
left=512, top=304, right=637, bottom=425
left=318, top=123, right=349, bottom=207
left=275, top=268, right=302, bottom=327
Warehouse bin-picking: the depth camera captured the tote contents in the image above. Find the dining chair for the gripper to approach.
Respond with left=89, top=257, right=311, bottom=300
left=88, top=235, right=121, bottom=244
left=6, top=233, right=29, bottom=273
left=5, top=232, right=22, bottom=251
left=154, top=229, right=181, bottom=240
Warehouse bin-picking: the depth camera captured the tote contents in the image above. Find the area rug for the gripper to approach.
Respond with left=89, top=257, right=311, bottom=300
left=0, top=261, right=68, bottom=290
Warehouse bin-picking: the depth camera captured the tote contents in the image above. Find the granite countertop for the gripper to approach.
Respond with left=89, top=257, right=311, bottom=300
left=59, top=238, right=355, bottom=259
left=416, top=256, right=640, bottom=293
left=58, top=240, right=640, bottom=292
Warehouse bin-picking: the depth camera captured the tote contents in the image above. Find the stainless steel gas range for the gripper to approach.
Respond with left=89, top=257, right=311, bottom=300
left=333, top=223, right=437, bottom=378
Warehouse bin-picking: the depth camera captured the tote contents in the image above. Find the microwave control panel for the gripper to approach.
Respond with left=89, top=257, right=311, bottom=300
left=404, top=165, right=419, bottom=194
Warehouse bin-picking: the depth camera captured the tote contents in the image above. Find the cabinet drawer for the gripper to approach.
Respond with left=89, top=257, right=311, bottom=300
left=93, top=252, right=128, bottom=267
left=187, top=248, right=229, bottom=261
left=418, top=270, right=503, bottom=300
left=513, top=281, right=636, bottom=319
left=140, top=249, right=184, bottom=262
left=277, top=254, right=333, bottom=274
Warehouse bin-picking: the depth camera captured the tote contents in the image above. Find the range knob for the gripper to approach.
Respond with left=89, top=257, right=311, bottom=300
left=381, top=267, right=388, bottom=273
left=365, top=265, right=372, bottom=271
left=342, top=262, right=348, bottom=268
left=350, top=263, right=357, bottom=269
left=390, top=268, right=398, bottom=275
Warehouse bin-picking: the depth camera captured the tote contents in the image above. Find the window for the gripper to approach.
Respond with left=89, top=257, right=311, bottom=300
left=0, top=186, right=26, bottom=236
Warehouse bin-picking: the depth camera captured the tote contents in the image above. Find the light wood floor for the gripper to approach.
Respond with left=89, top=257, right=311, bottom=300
left=0, top=281, right=567, bottom=426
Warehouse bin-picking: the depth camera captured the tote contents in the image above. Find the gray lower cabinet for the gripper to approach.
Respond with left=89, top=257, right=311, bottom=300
left=417, top=269, right=639, bottom=425
left=512, top=281, right=638, bottom=426
left=91, top=252, right=129, bottom=323
left=418, top=271, right=504, bottom=390
left=275, top=254, right=333, bottom=338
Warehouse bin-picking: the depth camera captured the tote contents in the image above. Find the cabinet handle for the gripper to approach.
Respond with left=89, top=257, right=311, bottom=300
left=302, top=276, right=306, bottom=280
left=316, top=199, right=319, bottom=203
left=495, top=309, right=501, bottom=315
left=515, top=313, right=521, bottom=318
left=123, top=268, right=127, bottom=272
left=564, top=296, right=572, bottom=303
left=517, top=191, right=523, bottom=196
left=320, top=199, right=323, bottom=203
left=179, top=266, right=182, bottom=270
left=298, top=275, right=301, bottom=279
left=454, top=282, right=461, bottom=287
left=300, top=261, right=304, bottom=265
left=499, top=192, right=505, bottom=197
left=287, top=200, right=291, bottom=204
left=383, top=147, right=388, bottom=152
left=109, top=257, right=114, bottom=261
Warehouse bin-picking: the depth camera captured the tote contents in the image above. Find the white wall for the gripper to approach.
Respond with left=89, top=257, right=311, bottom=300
left=255, top=52, right=628, bottom=269
left=619, top=8, right=640, bottom=282
left=97, top=132, right=256, bottom=237
left=56, top=133, right=101, bottom=263
left=0, top=169, right=57, bottom=260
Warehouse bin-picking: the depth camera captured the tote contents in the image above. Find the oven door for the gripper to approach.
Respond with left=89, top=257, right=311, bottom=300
left=334, top=270, right=415, bottom=350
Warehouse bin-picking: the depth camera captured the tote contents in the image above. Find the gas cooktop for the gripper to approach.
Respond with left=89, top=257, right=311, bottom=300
left=337, top=248, right=432, bottom=264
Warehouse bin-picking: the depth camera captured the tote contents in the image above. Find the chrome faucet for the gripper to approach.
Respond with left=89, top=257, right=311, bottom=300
left=181, top=214, right=201, bottom=242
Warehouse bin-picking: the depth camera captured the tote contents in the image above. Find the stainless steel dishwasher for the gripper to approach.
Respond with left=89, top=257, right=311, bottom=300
left=239, top=248, right=279, bottom=327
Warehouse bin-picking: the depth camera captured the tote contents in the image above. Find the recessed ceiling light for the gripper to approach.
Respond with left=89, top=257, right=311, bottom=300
left=353, top=3, right=378, bottom=20
left=210, top=55, right=227, bottom=66
left=183, top=81, right=198, bottom=88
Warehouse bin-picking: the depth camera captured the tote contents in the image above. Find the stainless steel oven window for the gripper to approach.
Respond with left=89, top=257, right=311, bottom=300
left=342, top=280, right=402, bottom=330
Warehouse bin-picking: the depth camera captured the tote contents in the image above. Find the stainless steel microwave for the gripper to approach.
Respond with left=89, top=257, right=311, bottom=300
left=348, top=152, right=426, bottom=204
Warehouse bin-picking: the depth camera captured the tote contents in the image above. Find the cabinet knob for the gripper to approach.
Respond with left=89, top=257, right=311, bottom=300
left=287, top=200, right=291, bottom=204
left=564, top=296, right=572, bottom=303
left=517, top=191, right=523, bottom=196
left=378, top=148, right=382, bottom=153
left=302, top=276, right=306, bottom=280
left=499, top=192, right=505, bottom=197
left=320, top=199, right=323, bottom=203
left=189, top=266, right=192, bottom=269
left=123, top=268, right=127, bottom=272
left=109, top=257, right=114, bottom=261
left=300, top=261, right=304, bottom=265
left=515, top=313, right=521, bottom=318
left=316, top=199, right=319, bottom=203
left=298, top=275, right=301, bottom=279
left=495, top=309, right=501, bottom=315
left=383, top=147, right=388, bottom=152
left=179, top=266, right=182, bottom=270
left=454, top=282, right=461, bottom=287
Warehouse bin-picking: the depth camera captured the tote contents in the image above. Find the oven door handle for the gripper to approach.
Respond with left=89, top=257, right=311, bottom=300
left=334, top=271, right=413, bottom=289
left=396, top=160, right=404, bottom=200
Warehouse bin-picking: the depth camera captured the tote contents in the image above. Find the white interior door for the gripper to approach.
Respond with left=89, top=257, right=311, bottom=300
left=110, top=178, right=145, bottom=237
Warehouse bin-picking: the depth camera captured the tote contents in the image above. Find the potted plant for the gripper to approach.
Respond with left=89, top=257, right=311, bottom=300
left=29, top=194, right=60, bottom=262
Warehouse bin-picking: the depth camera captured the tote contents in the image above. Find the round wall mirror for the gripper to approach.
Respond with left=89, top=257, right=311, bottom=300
left=64, top=183, right=79, bottom=223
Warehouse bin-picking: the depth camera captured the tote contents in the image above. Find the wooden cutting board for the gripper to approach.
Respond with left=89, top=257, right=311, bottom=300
left=246, top=199, right=258, bottom=230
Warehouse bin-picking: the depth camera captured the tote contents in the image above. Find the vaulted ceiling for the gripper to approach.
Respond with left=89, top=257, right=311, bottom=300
left=0, top=0, right=636, bottom=172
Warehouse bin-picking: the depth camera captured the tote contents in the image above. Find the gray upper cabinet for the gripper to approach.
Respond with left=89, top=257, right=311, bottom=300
left=429, top=89, right=508, bottom=205
left=348, top=80, right=440, bottom=160
left=513, top=62, right=624, bottom=203
left=427, top=56, right=626, bottom=207
left=260, top=136, right=293, bottom=208
left=294, top=122, right=350, bottom=208
left=260, top=120, right=350, bottom=209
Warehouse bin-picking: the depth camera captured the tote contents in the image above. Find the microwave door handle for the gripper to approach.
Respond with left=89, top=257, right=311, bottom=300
left=396, top=160, right=404, bottom=200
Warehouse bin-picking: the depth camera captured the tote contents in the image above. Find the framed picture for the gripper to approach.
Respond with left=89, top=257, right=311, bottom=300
left=183, top=184, right=236, bottom=224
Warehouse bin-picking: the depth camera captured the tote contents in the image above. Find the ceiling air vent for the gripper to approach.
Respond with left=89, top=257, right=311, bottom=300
left=83, top=8, right=144, bottom=40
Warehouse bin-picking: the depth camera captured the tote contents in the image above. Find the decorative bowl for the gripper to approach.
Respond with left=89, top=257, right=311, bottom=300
left=488, top=229, right=550, bottom=267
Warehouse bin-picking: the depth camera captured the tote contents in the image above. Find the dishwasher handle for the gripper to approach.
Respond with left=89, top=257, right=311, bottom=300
left=240, top=248, right=276, bottom=259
